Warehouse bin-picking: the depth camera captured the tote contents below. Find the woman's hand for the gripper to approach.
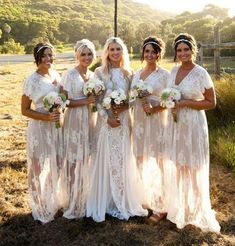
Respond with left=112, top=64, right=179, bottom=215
left=47, top=109, right=61, bottom=122
left=111, top=103, right=128, bottom=116
left=86, top=94, right=96, bottom=105
left=142, top=101, right=152, bottom=114
left=107, top=116, right=121, bottom=128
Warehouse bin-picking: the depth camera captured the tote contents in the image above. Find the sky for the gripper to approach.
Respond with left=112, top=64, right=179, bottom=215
left=133, top=0, right=234, bottom=17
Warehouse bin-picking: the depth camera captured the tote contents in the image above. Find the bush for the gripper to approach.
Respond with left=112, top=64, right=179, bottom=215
left=0, top=38, right=25, bottom=54
left=207, top=74, right=235, bottom=127
left=210, top=124, right=235, bottom=173
left=55, top=43, right=64, bottom=53
left=89, top=59, right=101, bottom=72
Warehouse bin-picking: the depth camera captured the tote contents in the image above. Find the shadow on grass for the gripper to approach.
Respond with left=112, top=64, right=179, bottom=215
left=0, top=213, right=227, bottom=246
left=0, top=160, right=26, bottom=171
left=220, top=216, right=235, bottom=236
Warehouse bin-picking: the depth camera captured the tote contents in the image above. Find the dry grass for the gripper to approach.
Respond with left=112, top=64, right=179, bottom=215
left=0, top=60, right=234, bottom=246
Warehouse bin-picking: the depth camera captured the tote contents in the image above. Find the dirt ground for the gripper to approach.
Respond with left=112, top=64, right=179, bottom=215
left=0, top=62, right=234, bottom=246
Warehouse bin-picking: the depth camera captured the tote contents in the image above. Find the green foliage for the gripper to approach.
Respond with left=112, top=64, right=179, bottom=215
left=213, top=74, right=235, bottom=125
left=0, top=1, right=234, bottom=56
left=89, top=59, right=102, bottom=72
left=0, top=38, right=24, bottom=54
left=210, top=124, right=235, bottom=172
left=208, top=74, right=235, bottom=173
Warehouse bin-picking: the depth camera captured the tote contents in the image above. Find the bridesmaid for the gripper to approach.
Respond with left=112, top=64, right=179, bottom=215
left=60, top=39, right=97, bottom=219
left=131, top=36, right=170, bottom=224
left=86, top=37, right=147, bottom=222
left=165, top=33, right=220, bottom=232
left=21, top=43, right=63, bottom=223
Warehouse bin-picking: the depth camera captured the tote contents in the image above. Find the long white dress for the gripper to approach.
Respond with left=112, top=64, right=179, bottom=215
left=165, top=64, right=220, bottom=232
left=131, top=67, right=170, bottom=213
left=86, top=67, right=147, bottom=222
left=22, top=70, right=63, bottom=223
left=59, top=68, right=96, bottom=219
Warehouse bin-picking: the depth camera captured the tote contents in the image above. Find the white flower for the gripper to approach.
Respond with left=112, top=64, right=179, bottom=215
left=114, top=98, right=121, bottom=105
left=146, top=85, right=153, bottom=94
left=83, top=77, right=105, bottom=96
left=44, top=91, right=58, bottom=104
left=111, top=90, right=119, bottom=98
left=165, top=100, right=175, bottom=108
left=160, top=87, right=181, bottom=109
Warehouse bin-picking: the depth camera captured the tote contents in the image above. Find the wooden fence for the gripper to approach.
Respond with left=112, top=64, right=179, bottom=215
left=197, top=25, right=235, bottom=78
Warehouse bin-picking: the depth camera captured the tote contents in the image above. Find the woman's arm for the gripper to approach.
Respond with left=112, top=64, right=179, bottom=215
left=67, top=95, right=96, bottom=108
left=21, top=95, right=60, bottom=122
left=176, top=87, right=216, bottom=110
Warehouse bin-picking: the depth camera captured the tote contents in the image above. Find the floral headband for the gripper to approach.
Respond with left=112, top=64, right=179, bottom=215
left=143, top=41, right=161, bottom=49
left=36, top=45, right=53, bottom=53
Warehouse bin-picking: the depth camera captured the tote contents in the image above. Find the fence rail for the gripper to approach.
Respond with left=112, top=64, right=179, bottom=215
left=197, top=25, right=235, bottom=78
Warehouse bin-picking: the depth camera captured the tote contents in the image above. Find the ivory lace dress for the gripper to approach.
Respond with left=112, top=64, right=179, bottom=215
left=22, top=70, right=63, bottom=223
left=131, top=67, right=170, bottom=213
left=165, top=65, right=220, bottom=232
left=60, top=68, right=96, bottom=219
left=86, top=67, right=147, bottom=222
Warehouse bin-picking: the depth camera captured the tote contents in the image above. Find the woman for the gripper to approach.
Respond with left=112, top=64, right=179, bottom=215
left=131, top=36, right=170, bottom=224
left=21, top=43, right=63, bottom=223
left=86, top=37, right=147, bottom=222
left=60, top=39, right=97, bottom=219
left=165, top=33, right=220, bottom=232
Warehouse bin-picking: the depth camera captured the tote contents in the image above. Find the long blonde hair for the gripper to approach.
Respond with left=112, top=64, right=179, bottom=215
left=100, top=37, right=131, bottom=79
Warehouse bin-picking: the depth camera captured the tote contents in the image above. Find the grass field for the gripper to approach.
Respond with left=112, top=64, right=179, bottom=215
left=0, top=59, right=234, bottom=246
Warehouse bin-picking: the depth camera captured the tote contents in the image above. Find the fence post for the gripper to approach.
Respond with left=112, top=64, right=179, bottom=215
left=197, top=42, right=203, bottom=66
left=214, top=25, right=221, bottom=79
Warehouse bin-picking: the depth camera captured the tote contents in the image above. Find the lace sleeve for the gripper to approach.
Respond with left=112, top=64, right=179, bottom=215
left=94, top=69, right=109, bottom=122
left=203, top=69, right=214, bottom=90
left=61, top=71, right=72, bottom=99
left=22, top=76, right=33, bottom=99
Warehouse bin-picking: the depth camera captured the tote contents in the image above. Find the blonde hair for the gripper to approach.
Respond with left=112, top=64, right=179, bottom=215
left=74, top=39, right=96, bottom=61
left=100, top=37, right=131, bottom=79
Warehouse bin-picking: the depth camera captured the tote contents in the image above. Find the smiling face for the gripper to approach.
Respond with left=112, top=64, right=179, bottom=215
left=77, top=47, right=94, bottom=67
left=37, top=48, right=54, bottom=69
left=143, top=44, right=159, bottom=64
left=176, top=42, right=193, bottom=63
left=107, top=42, right=123, bottom=64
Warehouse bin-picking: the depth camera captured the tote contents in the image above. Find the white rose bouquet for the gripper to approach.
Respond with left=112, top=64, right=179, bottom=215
left=83, top=77, right=105, bottom=112
left=129, top=79, right=153, bottom=116
left=103, top=89, right=127, bottom=122
left=43, top=91, right=69, bottom=128
left=160, top=87, right=181, bottom=122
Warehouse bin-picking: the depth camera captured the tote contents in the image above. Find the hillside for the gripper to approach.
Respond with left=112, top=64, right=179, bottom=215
left=0, top=0, right=173, bottom=46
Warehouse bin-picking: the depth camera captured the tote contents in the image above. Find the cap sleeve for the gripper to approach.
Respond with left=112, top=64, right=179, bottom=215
left=203, top=69, right=214, bottom=89
left=22, top=76, right=33, bottom=99
left=61, top=70, right=73, bottom=98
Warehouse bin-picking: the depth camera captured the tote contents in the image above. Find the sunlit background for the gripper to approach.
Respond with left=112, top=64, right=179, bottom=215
left=134, top=0, right=234, bottom=17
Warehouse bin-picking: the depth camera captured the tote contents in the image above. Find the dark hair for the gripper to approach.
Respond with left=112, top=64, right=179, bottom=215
left=173, top=33, right=197, bottom=62
left=141, top=36, right=165, bottom=62
left=33, top=43, right=54, bottom=66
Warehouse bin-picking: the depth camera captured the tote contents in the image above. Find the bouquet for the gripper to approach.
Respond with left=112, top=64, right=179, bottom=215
left=43, top=91, right=69, bottom=128
left=103, top=89, right=127, bottom=122
left=129, top=79, right=153, bottom=116
left=83, top=77, right=105, bottom=112
left=160, top=87, right=181, bottom=122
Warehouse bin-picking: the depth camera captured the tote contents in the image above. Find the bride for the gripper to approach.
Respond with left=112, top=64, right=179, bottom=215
left=86, top=37, right=147, bottom=222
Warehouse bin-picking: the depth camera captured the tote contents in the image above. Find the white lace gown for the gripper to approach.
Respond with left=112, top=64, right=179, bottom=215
left=22, top=71, right=63, bottom=224
left=165, top=65, right=220, bottom=232
left=86, top=68, right=148, bottom=222
left=59, top=68, right=96, bottom=219
left=131, top=67, right=170, bottom=213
